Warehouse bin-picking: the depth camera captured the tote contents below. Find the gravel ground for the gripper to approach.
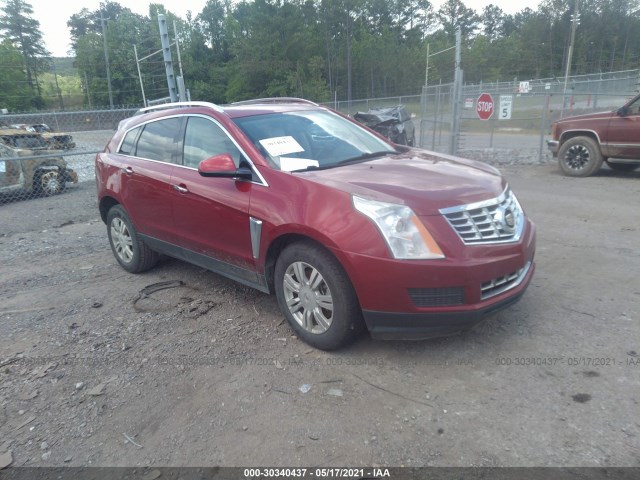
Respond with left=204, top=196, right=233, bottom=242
left=0, top=156, right=639, bottom=468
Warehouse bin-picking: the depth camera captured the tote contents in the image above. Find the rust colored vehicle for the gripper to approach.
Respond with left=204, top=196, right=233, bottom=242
left=0, top=128, right=78, bottom=197
left=95, top=99, right=536, bottom=350
left=548, top=94, right=640, bottom=176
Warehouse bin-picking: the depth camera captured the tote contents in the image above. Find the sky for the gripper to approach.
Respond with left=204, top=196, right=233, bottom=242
left=28, top=0, right=540, bottom=57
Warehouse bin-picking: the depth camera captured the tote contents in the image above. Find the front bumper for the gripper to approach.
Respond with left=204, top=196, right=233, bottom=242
left=337, top=220, right=536, bottom=340
left=547, top=139, right=559, bottom=156
left=363, top=261, right=535, bottom=339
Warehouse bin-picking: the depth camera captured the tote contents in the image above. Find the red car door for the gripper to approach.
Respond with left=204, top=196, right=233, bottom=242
left=119, top=117, right=182, bottom=245
left=170, top=115, right=257, bottom=284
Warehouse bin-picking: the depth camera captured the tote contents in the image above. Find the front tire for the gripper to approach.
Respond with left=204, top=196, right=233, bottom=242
left=558, top=136, right=603, bottom=177
left=274, top=241, right=363, bottom=350
left=34, top=170, right=65, bottom=196
left=106, top=205, right=158, bottom=273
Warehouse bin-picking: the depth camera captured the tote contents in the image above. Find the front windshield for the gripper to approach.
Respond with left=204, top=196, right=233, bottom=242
left=233, top=109, right=396, bottom=171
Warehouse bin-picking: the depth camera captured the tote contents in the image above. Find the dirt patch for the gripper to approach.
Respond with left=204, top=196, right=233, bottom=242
left=1, top=164, right=639, bottom=467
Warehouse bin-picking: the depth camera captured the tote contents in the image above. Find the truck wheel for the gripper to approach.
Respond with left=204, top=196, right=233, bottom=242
left=274, top=241, right=363, bottom=350
left=606, top=161, right=639, bottom=172
left=34, top=170, right=65, bottom=196
left=558, top=136, right=603, bottom=177
left=106, top=205, right=158, bottom=273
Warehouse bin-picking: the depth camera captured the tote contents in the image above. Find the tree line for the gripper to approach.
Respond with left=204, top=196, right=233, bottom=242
left=1, top=0, right=640, bottom=111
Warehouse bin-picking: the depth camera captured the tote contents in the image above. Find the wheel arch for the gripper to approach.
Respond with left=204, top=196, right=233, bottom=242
left=559, top=130, right=602, bottom=152
left=99, top=196, right=120, bottom=224
left=263, top=233, right=354, bottom=297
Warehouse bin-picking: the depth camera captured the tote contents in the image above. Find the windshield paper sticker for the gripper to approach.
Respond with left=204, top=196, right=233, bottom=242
left=259, top=136, right=304, bottom=157
left=279, top=158, right=319, bottom=172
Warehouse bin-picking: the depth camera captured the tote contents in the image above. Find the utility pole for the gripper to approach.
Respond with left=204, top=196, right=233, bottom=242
left=450, top=27, right=463, bottom=156
left=100, top=13, right=115, bottom=109
left=562, top=0, right=579, bottom=116
left=158, top=14, right=178, bottom=103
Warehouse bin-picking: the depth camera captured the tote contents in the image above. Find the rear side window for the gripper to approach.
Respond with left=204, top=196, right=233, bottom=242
left=134, top=118, right=182, bottom=163
left=183, top=116, right=242, bottom=168
left=118, top=127, right=140, bottom=155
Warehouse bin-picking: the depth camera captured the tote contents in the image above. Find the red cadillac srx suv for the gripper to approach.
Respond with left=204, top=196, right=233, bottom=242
left=95, top=99, right=536, bottom=350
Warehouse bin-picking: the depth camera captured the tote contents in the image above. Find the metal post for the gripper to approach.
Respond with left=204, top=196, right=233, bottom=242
left=562, top=0, right=580, bottom=117
left=173, top=20, right=186, bottom=101
left=134, top=45, right=147, bottom=107
left=539, top=94, right=549, bottom=162
left=158, top=14, right=178, bottom=103
left=425, top=43, right=430, bottom=88
left=432, top=84, right=440, bottom=150
left=450, top=28, right=462, bottom=155
left=100, top=13, right=114, bottom=109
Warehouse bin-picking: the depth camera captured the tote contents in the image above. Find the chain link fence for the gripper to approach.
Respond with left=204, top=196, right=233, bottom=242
left=419, top=69, right=640, bottom=164
left=2, top=68, right=639, bottom=204
left=0, top=108, right=136, bottom=202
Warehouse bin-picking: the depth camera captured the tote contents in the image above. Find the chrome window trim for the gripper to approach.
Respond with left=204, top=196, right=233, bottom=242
left=116, top=113, right=269, bottom=187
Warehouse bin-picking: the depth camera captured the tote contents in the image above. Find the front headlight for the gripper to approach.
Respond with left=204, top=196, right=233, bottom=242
left=353, top=196, right=445, bottom=260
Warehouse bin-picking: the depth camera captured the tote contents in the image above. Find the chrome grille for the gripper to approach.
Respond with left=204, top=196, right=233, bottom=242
left=481, top=262, right=531, bottom=300
left=440, top=188, right=524, bottom=244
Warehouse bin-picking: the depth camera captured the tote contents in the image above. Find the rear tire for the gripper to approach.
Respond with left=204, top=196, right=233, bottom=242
left=558, top=136, right=603, bottom=177
left=106, top=205, right=158, bottom=273
left=274, top=241, right=363, bottom=350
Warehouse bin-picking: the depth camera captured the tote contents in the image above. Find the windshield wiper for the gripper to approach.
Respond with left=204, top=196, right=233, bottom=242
left=290, top=151, right=398, bottom=172
left=335, top=150, right=398, bottom=166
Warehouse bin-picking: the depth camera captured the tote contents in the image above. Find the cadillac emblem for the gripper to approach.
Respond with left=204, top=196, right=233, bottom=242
left=504, top=208, right=516, bottom=229
left=495, top=205, right=516, bottom=233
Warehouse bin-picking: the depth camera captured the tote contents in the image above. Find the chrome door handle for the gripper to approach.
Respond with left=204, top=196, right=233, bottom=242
left=122, top=166, right=133, bottom=174
left=172, top=184, right=188, bottom=194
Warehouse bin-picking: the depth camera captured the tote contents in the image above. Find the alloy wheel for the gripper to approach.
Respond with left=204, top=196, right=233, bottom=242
left=564, top=144, right=591, bottom=170
left=110, top=217, right=134, bottom=263
left=282, top=261, right=334, bottom=334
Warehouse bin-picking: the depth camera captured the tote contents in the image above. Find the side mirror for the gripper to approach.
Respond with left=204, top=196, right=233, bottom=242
left=617, top=105, right=630, bottom=116
left=198, top=154, right=252, bottom=180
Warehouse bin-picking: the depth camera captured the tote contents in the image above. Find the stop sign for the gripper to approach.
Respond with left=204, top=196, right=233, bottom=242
left=476, top=93, right=494, bottom=120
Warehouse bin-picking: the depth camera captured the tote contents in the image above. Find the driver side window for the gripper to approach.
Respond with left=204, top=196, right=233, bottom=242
left=183, top=116, right=242, bottom=169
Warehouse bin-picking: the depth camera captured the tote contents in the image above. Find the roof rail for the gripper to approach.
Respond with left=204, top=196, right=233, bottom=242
left=136, top=101, right=225, bottom=115
left=230, top=97, right=318, bottom=107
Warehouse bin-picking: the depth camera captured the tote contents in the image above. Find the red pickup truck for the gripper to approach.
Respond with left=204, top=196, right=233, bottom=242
left=548, top=93, right=640, bottom=176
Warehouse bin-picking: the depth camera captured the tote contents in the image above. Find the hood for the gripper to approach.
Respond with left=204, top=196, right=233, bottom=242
left=299, top=149, right=506, bottom=215
left=354, top=112, right=399, bottom=127
left=554, top=110, right=616, bottom=124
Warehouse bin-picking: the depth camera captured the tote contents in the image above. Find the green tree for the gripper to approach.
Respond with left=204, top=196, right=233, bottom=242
left=0, top=39, right=34, bottom=110
left=0, top=0, right=50, bottom=101
left=437, top=0, right=479, bottom=38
